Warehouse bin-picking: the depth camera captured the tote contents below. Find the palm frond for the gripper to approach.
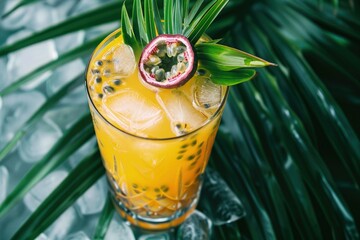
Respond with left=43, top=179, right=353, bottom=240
left=93, top=195, right=115, bottom=239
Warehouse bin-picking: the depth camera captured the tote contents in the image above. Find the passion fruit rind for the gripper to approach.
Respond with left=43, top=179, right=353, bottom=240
left=139, top=34, right=198, bottom=89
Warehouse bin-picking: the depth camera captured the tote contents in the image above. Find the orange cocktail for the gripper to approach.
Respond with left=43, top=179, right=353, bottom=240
left=86, top=30, right=228, bottom=229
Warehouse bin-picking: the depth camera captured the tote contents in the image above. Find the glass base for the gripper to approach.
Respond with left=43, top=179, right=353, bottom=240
left=111, top=196, right=197, bottom=230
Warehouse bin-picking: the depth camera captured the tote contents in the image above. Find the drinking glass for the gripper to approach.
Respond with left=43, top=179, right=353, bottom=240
left=85, top=29, right=229, bottom=230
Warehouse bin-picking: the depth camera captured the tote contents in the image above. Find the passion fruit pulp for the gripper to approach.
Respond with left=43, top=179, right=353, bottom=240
left=139, top=34, right=197, bottom=89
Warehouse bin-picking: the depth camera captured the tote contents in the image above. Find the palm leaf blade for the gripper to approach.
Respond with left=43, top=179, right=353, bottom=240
left=121, top=3, right=140, bottom=55
left=93, top=195, right=115, bottom=239
left=132, top=0, right=148, bottom=45
left=185, top=0, right=228, bottom=44
left=144, top=0, right=157, bottom=40
left=164, top=0, right=174, bottom=34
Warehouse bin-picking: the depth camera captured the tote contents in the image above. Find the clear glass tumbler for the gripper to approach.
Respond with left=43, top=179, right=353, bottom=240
left=85, top=30, right=229, bottom=230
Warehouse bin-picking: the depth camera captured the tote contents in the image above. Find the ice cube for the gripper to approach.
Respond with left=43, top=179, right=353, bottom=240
left=193, top=77, right=223, bottom=116
left=76, top=176, right=107, bottom=215
left=103, top=44, right=136, bottom=77
left=60, top=85, right=88, bottom=105
left=35, top=233, right=48, bottom=240
left=104, top=90, right=163, bottom=134
left=46, top=59, right=85, bottom=96
left=19, top=118, right=62, bottom=163
left=138, top=233, right=171, bottom=240
left=46, top=207, right=78, bottom=240
left=105, top=214, right=135, bottom=240
left=0, top=58, right=9, bottom=91
left=44, top=105, right=87, bottom=131
left=64, top=231, right=90, bottom=240
left=6, top=29, right=33, bottom=44
left=0, top=91, right=46, bottom=146
left=25, top=3, right=61, bottom=31
left=55, top=31, right=85, bottom=55
left=70, top=0, right=103, bottom=15
left=45, top=0, right=66, bottom=6
left=6, top=30, right=58, bottom=90
left=1, top=0, right=34, bottom=30
left=200, top=168, right=245, bottom=225
left=0, top=166, right=9, bottom=204
left=177, top=210, right=212, bottom=240
left=156, top=90, right=207, bottom=136
left=68, top=137, right=97, bottom=168
left=24, top=170, right=68, bottom=212
left=85, top=22, right=119, bottom=41
left=0, top=201, right=32, bottom=239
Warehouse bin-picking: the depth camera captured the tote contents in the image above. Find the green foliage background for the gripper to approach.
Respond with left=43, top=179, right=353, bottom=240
left=0, top=0, right=359, bottom=239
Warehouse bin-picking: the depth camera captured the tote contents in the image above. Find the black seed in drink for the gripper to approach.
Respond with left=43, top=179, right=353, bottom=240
left=181, top=144, right=188, bottom=149
left=95, top=60, right=103, bottom=66
left=191, top=140, right=197, bottom=146
left=160, top=185, right=169, bottom=192
left=98, top=93, right=104, bottom=99
left=187, top=155, right=196, bottom=161
left=197, top=149, right=202, bottom=155
left=154, top=188, right=160, bottom=193
left=103, top=86, right=115, bottom=94
left=198, top=142, right=204, bottom=148
left=95, top=76, right=102, bottom=83
left=92, top=69, right=100, bottom=74
left=113, top=79, right=122, bottom=85
left=177, top=155, right=183, bottom=160
left=132, top=183, right=138, bottom=188
left=178, top=149, right=186, bottom=154
left=204, top=103, right=211, bottom=109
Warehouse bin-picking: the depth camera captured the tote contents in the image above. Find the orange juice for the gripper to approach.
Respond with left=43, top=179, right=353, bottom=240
left=86, top=30, right=228, bottom=229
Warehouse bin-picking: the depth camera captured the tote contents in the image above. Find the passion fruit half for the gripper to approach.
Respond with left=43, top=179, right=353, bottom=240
left=139, top=34, right=197, bottom=89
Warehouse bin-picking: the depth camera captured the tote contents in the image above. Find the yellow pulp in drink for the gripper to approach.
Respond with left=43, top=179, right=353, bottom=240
left=86, top=30, right=226, bottom=226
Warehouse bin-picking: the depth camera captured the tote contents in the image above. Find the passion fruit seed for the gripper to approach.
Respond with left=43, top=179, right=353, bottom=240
left=95, top=76, right=102, bottom=83
left=103, top=86, right=115, bottom=94
left=139, top=34, right=197, bottom=88
left=113, top=79, right=122, bottom=85
left=92, top=69, right=100, bottom=75
left=95, top=60, right=103, bottom=67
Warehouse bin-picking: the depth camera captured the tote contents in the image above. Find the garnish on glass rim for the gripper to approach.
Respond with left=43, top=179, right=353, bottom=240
left=121, top=0, right=275, bottom=88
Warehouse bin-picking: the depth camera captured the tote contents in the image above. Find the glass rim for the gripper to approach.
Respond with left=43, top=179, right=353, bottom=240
left=85, top=29, right=229, bottom=141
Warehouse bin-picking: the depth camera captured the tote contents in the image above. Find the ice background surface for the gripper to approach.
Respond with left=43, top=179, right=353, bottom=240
left=0, top=0, right=244, bottom=239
